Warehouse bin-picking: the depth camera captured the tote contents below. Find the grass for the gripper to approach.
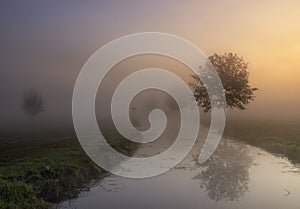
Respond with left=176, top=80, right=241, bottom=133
left=0, top=129, right=138, bottom=209
left=0, top=179, right=48, bottom=209
left=224, top=118, right=300, bottom=163
left=1, top=119, right=299, bottom=208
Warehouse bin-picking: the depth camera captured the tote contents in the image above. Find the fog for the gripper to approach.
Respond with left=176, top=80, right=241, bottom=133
left=1, top=1, right=300, bottom=132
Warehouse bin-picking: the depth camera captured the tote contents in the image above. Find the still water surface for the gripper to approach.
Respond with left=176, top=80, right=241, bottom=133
left=60, top=134, right=300, bottom=209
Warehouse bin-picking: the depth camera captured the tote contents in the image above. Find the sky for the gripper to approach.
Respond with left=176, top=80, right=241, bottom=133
left=1, top=0, right=300, bottom=129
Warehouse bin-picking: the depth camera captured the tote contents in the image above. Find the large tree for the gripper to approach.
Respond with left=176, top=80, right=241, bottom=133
left=191, top=53, right=258, bottom=112
left=21, top=89, right=45, bottom=117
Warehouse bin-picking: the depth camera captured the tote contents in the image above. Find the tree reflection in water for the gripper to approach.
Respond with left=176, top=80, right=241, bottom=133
left=193, top=141, right=253, bottom=202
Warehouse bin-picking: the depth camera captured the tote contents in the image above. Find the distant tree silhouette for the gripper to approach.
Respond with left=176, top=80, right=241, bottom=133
left=21, top=89, right=45, bottom=117
left=191, top=53, right=258, bottom=112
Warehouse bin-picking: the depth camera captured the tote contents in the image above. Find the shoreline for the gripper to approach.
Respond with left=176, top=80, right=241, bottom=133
left=1, top=119, right=300, bottom=208
left=0, top=132, right=138, bottom=208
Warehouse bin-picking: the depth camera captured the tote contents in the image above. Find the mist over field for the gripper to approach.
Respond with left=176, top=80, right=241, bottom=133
left=1, top=1, right=300, bottom=209
left=1, top=1, right=300, bottom=133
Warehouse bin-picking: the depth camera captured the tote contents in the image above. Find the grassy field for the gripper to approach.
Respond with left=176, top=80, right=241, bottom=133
left=1, top=119, right=299, bottom=208
left=0, top=129, right=137, bottom=209
left=224, top=118, right=300, bottom=163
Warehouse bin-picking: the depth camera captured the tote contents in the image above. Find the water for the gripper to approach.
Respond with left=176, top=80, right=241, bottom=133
left=59, top=132, right=300, bottom=209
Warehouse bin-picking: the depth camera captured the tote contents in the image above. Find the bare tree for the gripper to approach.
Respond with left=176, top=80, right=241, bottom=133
left=21, top=89, right=45, bottom=117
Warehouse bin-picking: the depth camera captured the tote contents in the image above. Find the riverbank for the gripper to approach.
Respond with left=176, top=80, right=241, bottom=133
left=1, top=119, right=299, bottom=208
left=0, top=130, right=138, bottom=208
left=224, top=118, right=300, bottom=163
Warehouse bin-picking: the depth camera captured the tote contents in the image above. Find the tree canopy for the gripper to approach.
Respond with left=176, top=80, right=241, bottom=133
left=21, top=89, right=45, bottom=117
left=191, top=53, right=258, bottom=112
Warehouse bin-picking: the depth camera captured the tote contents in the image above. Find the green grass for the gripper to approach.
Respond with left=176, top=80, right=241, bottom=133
left=224, top=118, right=300, bottom=163
left=1, top=119, right=299, bottom=208
left=0, top=179, right=48, bottom=209
left=0, top=130, right=138, bottom=209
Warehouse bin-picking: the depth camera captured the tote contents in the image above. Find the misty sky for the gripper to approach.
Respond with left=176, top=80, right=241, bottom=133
left=1, top=0, right=300, bottom=129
